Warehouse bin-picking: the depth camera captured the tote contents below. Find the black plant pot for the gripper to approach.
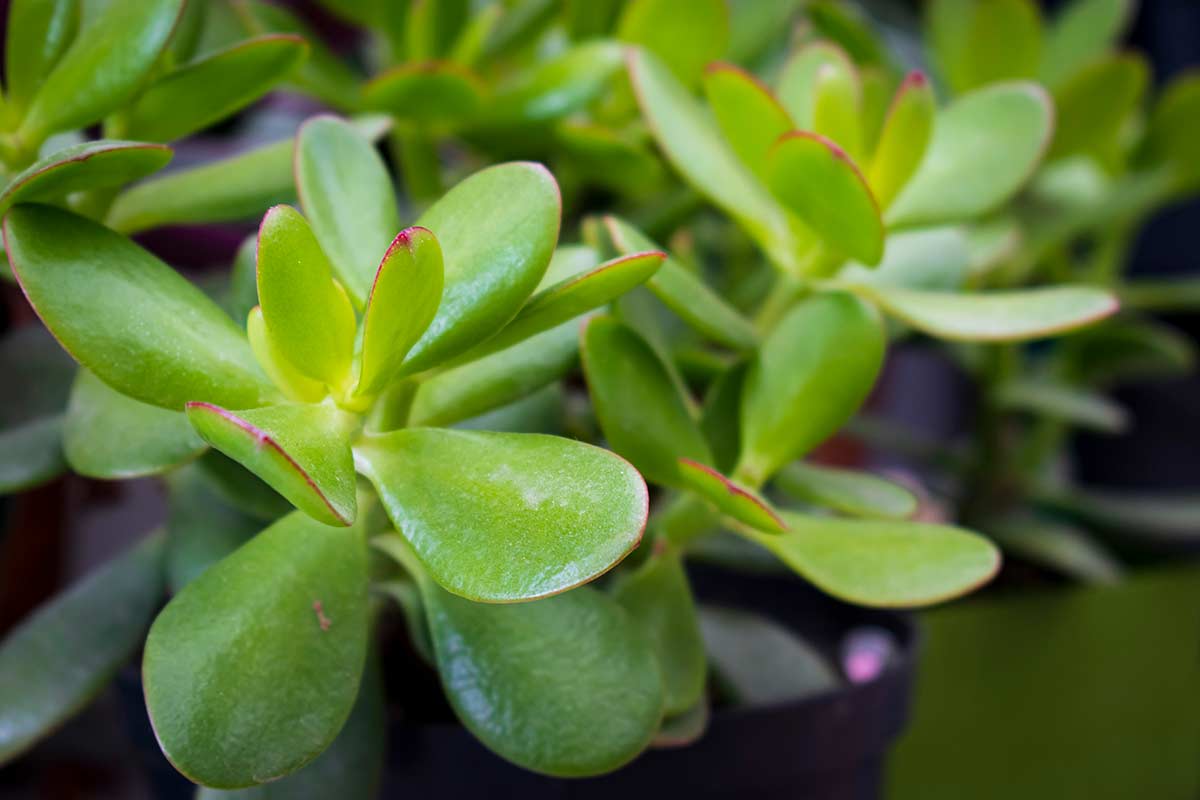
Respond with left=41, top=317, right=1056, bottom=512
left=381, top=565, right=918, bottom=800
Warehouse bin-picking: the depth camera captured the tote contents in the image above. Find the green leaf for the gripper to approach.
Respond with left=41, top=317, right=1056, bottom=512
left=196, top=450, right=293, bottom=522
left=295, top=116, right=402, bottom=306
left=1049, top=54, right=1148, bottom=160
left=985, top=517, right=1121, bottom=584
left=409, top=320, right=579, bottom=427
left=810, top=54, right=864, bottom=158
left=838, top=226, right=970, bottom=291
left=926, top=0, right=1042, bottom=95
left=766, top=132, right=883, bottom=265
left=64, top=369, right=205, bottom=478
left=743, top=512, right=1001, bottom=607
left=421, top=578, right=663, bottom=776
left=0, top=325, right=75, bottom=492
left=4, top=0, right=80, bottom=118
left=165, top=464, right=260, bottom=592
left=703, top=62, right=793, bottom=179
left=677, top=458, right=787, bottom=533
left=582, top=315, right=712, bottom=488
left=406, top=0, right=467, bottom=59
left=993, top=379, right=1129, bottom=433
left=256, top=204, right=358, bottom=388
left=185, top=402, right=356, bottom=527
left=613, top=552, right=706, bottom=715
left=701, top=360, right=747, bottom=474
left=0, top=140, right=170, bottom=217
left=1039, top=489, right=1200, bottom=544
left=699, top=605, right=838, bottom=708
left=481, top=41, right=624, bottom=127
left=246, top=306, right=326, bottom=403
left=868, top=72, right=935, bottom=210
left=618, top=0, right=728, bottom=87
left=356, top=227, right=444, bottom=397
left=727, top=0, right=800, bottom=64
left=144, top=511, right=369, bottom=789
left=125, top=35, right=307, bottom=142
left=775, top=42, right=856, bottom=130
left=806, top=0, right=890, bottom=67
left=887, top=83, right=1053, bottom=228
left=653, top=697, right=709, bottom=748
left=1144, top=72, right=1200, bottom=191
left=357, top=428, right=648, bottom=602
left=362, top=61, right=485, bottom=125
left=0, top=533, right=164, bottom=763
left=775, top=461, right=918, bottom=519
left=604, top=216, right=757, bottom=351
left=737, top=292, right=884, bottom=486
left=1041, top=0, right=1134, bottom=87
left=401, top=162, right=561, bottom=373
left=18, top=0, right=184, bottom=141
left=1060, top=318, right=1196, bottom=386
left=0, top=417, right=65, bottom=493
left=850, top=285, right=1118, bottom=342
left=4, top=204, right=276, bottom=410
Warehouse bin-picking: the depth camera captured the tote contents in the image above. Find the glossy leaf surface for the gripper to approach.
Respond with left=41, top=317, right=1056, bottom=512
left=145, top=511, right=368, bottom=788
left=776, top=462, right=918, bottom=520
left=356, top=429, right=647, bottom=602
left=868, top=72, right=934, bottom=209
left=0, top=140, right=171, bottom=217
left=4, top=0, right=79, bottom=116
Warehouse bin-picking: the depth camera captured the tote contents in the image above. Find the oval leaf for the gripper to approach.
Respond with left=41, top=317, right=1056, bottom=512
left=4, top=0, right=79, bottom=118
left=703, top=62, right=793, bottom=179
left=776, top=462, right=918, bottom=520
left=926, top=0, right=1042, bottom=94
left=868, top=71, right=935, bottom=209
left=144, top=511, right=369, bottom=789
left=363, top=61, right=484, bottom=125
left=355, top=428, right=648, bottom=602
left=618, top=0, right=728, bottom=87
left=0, top=140, right=172, bottom=217
left=1049, top=53, right=1148, bottom=160
left=677, top=458, right=787, bottom=533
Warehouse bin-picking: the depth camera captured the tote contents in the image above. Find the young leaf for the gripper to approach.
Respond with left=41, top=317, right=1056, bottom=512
left=4, top=0, right=80, bottom=117
left=868, top=72, right=935, bottom=210
left=124, top=35, right=308, bottom=142
left=737, top=292, right=885, bottom=486
left=400, top=162, right=561, bottom=374
left=811, top=59, right=863, bottom=158
left=851, top=285, right=1118, bottom=342
left=64, top=369, right=206, bottom=478
left=144, top=511, right=369, bottom=789
left=356, top=429, right=648, bottom=602
left=581, top=315, right=712, bottom=488
left=1049, top=54, right=1148, bottom=160
left=1041, top=0, right=1135, bottom=87
left=18, top=0, right=184, bottom=141
left=776, top=42, right=857, bottom=129
left=887, top=83, right=1053, bottom=228
left=0, top=140, right=172, bottom=217
left=926, top=0, right=1042, bottom=95
left=766, top=132, right=883, bottom=265
left=356, top=227, right=444, bottom=396
left=422, top=581, right=663, bottom=776
left=1060, top=318, right=1196, bottom=387
left=245, top=307, right=326, bottom=403
left=165, top=464, right=261, bottom=593
left=362, top=61, right=485, bottom=125
left=257, top=205, right=357, bottom=388
left=408, top=320, right=578, bottom=427
left=481, top=41, right=624, bottom=126
left=295, top=116, right=402, bottom=305
left=4, top=205, right=277, bottom=410
left=742, top=512, right=1001, bottom=607
left=703, top=62, right=793, bottom=178
left=775, top=462, right=918, bottom=520
left=677, top=458, right=787, bottom=533
left=613, top=552, right=707, bottom=715
left=185, top=402, right=356, bottom=527
left=617, top=0, right=728, bottom=87
left=0, top=533, right=164, bottom=764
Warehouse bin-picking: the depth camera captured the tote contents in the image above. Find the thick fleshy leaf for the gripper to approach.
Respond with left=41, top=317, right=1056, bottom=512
left=0, top=533, right=164, bottom=763
left=701, top=360, right=747, bottom=473
left=196, top=451, right=293, bottom=522
left=926, top=0, right=1042, bottom=94
left=4, top=0, right=79, bottom=117
left=0, top=325, right=74, bottom=492
left=4, top=205, right=276, bottom=410
left=185, top=402, right=356, bottom=527
left=628, top=48, right=801, bottom=274
left=604, top=216, right=757, bottom=351
left=994, top=379, right=1129, bottom=433
left=868, top=72, right=935, bottom=209
left=887, top=83, right=1053, bottom=227
left=985, top=518, right=1121, bottom=584
left=1041, top=0, right=1134, bottom=87
left=18, top=0, right=183, bottom=140
left=677, top=458, right=787, bottom=533
left=0, top=140, right=171, bottom=217
left=246, top=307, right=326, bottom=403
left=481, top=42, right=623, bottom=127
left=851, top=285, right=1118, bottom=342
left=727, top=0, right=799, bottom=63
left=742, top=512, right=1001, bottom=607
left=356, top=429, right=648, bottom=602
left=775, top=42, right=857, bottom=130
left=421, top=576, right=663, bottom=776
left=409, top=320, right=578, bottom=427
left=582, top=315, right=711, bottom=488
left=1144, top=73, right=1200, bottom=191
left=766, top=132, right=882, bottom=265
left=357, top=227, right=444, bottom=396
left=64, top=369, right=206, bottom=478
left=699, top=605, right=838, bottom=708
left=838, top=226, right=970, bottom=291
left=775, top=462, right=918, bottom=520
left=144, top=511, right=369, bottom=789
left=165, top=464, right=261, bottom=593
left=125, top=35, right=307, bottom=142
left=401, top=162, right=561, bottom=373
left=363, top=61, right=484, bottom=125
left=295, top=116, right=401, bottom=305
left=703, top=62, right=793, bottom=178
left=737, top=292, right=884, bottom=486
left=613, top=552, right=707, bottom=715
left=1049, top=54, right=1148, bottom=160
left=256, top=204, right=357, bottom=388
left=618, top=0, right=727, bottom=86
